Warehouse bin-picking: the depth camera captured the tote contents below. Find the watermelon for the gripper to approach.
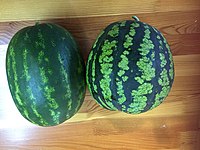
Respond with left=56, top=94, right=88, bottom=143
left=86, top=16, right=174, bottom=114
left=6, top=23, right=86, bottom=126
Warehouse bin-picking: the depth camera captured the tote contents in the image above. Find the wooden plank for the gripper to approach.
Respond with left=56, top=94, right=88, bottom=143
left=0, top=0, right=200, bottom=22
left=0, top=116, right=199, bottom=149
left=0, top=11, right=200, bottom=60
left=0, top=1, right=200, bottom=149
left=174, top=54, right=200, bottom=77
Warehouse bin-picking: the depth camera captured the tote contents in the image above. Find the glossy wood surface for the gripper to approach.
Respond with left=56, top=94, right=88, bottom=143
left=0, top=0, right=200, bottom=149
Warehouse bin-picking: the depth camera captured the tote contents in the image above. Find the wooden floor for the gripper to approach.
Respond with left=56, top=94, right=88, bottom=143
left=0, top=0, right=200, bottom=149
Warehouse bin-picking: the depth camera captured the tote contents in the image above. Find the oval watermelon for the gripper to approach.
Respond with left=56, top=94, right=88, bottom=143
left=6, top=23, right=86, bottom=126
left=86, top=16, right=174, bottom=114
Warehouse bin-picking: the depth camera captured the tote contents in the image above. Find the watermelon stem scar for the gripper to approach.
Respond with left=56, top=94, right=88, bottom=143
left=132, top=16, right=140, bottom=22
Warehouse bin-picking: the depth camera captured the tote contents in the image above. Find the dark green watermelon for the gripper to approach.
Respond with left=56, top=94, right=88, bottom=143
left=86, top=16, right=174, bottom=114
left=6, top=23, right=86, bottom=126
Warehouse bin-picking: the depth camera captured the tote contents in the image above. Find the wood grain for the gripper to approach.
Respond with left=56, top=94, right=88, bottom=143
left=0, top=0, right=200, bottom=22
left=0, top=11, right=200, bottom=60
left=0, top=0, right=200, bottom=149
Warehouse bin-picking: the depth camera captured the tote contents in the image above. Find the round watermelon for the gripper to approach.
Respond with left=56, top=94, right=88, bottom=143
left=86, top=16, right=174, bottom=114
left=6, top=23, right=86, bottom=126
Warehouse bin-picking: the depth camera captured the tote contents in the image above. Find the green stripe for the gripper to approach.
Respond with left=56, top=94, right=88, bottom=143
left=122, top=105, right=126, bottom=112
left=150, top=34, right=173, bottom=110
left=31, top=104, right=48, bottom=126
left=99, top=40, right=117, bottom=110
left=151, top=51, right=155, bottom=61
left=38, top=51, right=45, bottom=66
left=159, top=34, right=174, bottom=79
left=129, top=27, right=155, bottom=113
left=107, top=24, right=119, bottom=37
left=133, top=26, right=155, bottom=83
left=130, top=83, right=153, bottom=113
left=158, top=69, right=170, bottom=86
left=93, top=30, right=105, bottom=49
left=39, top=67, right=49, bottom=84
left=151, top=69, right=171, bottom=109
left=128, top=97, right=147, bottom=113
left=123, top=35, right=133, bottom=48
left=116, top=81, right=126, bottom=104
left=24, top=33, right=29, bottom=41
left=37, top=50, right=60, bottom=123
left=44, top=86, right=58, bottom=109
left=152, top=27, right=159, bottom=33
left=23, top=49, right=48, bottom=125
left=159, top=53, right=167, bottom=68
left=117, top=50, right=130, bottom=104
left=116, top=23, right=138, bottom=105
left=58, top=53, right=72, bottom=110
left=165, top=42, right=174, bottom=80
left=9, top=47, right=36, bottom=122
left=6, top=50, right=11, bottom=78
left=136, top=27, right=155, bottom=81
left=91, top=53, right=97, bottom=93
left=97, top=96, right=111, bottom=109
left=50, top=110, right=60, bottom=124
left=169, top=60, right=174, bottom=80
left=46, top=23, right=53, bottom=29
left=10, top=47, right=23, bottom=106
left=38, top=51, right=58, bottom=109
left=138, top=27, right=154, bottom=56
left=6, top=54, right=13, bottom=91
left=137, top=57, right=155, bottom=81
left=129, top=28, right=136, bottom=36
left=131, top=22, right=140, bottom=28
left=36, top=32, right=45, bottom=49
left=28, top=90, right=49, bottom=126
left=23, top=49, right=31, bottom=81
left=9, top=47, right=30, bottom=123
left=74, top=91, right=84, bottom=113
left=86, top=50, right=93, bottom=96
left=120, top=21, right=126, bottom=27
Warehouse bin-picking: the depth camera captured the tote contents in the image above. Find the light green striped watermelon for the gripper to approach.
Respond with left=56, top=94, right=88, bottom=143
left=6, top=23, right=86, bottom=126
left=86, top=16, right=174, bottom=114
